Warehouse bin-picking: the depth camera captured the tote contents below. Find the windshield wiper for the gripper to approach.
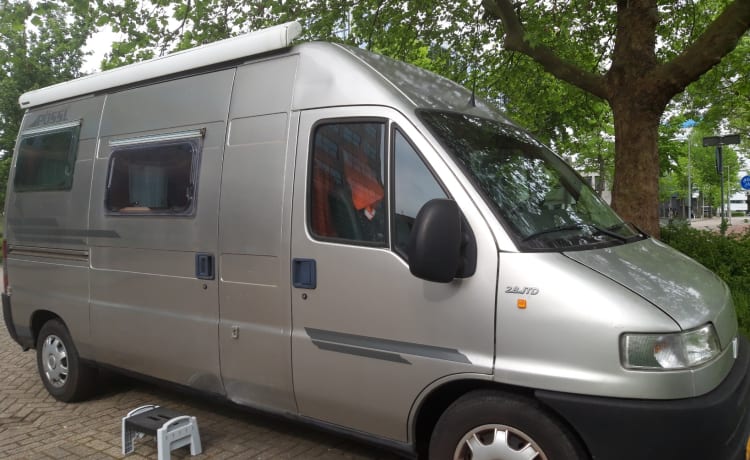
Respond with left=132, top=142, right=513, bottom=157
left=606, top=222, right=649, bottom=241
left=523, top=223, right=628, bottom=243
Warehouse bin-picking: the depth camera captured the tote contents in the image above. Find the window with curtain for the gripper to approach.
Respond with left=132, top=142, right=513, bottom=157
left=105, top=135, right=201, bottom=215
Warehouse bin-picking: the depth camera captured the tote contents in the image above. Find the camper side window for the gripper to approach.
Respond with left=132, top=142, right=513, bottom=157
left=14, top=124, right=79, bottom=192
left=105, top=137, right=201, bottom=215
left=309, top=122, right=387, bottom=245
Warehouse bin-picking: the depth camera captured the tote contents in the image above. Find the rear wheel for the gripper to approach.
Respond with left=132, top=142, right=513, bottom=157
left=36, top=319, right=97, bottom=402
left=429, top=390, right=585, bottom=460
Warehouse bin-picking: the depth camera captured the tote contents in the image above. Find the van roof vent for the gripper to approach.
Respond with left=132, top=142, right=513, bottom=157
left=18, top=21, right=302, bottom=110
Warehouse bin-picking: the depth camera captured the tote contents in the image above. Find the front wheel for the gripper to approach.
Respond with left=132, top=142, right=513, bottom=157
left=429, top=390, right=585, bottom=460
left=36, top=319, right=97, bottom=402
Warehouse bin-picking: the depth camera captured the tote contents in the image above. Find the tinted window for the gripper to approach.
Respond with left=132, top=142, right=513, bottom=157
left=393, top=129, right=446, bottom=256
left=106, top=137, right=200, bottom=215
left=309, top=122, right=386, bottom=244
left=15, top=125, right=79, bottom=192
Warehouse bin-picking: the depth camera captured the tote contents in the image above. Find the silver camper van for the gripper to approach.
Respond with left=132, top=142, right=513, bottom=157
left=2, top=21, right=749, bottom=460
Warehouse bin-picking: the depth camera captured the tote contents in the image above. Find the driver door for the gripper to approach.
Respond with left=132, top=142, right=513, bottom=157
left=290, top=106, right=498, bottom=442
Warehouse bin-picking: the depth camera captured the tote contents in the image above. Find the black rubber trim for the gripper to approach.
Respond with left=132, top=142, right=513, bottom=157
left=2, top=295, right=33, bottom=349
left=537, top=336, right=750, bottom=460
left=14, top=326, right=34, bottom=350
left=2, top=293, right=20, bottom=345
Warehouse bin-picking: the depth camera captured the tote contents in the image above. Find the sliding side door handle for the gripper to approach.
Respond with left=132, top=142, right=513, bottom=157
left=292, top=258, right=316, bottom=289
left=196, top=253, right=215, bottom=280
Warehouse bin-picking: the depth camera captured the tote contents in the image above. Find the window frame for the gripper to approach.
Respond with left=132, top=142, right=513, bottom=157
left=307, top=117, right=390, bottom=247
left=14, top=120, right=81, bottom=192
left=104, top=129, right=204, bottom=217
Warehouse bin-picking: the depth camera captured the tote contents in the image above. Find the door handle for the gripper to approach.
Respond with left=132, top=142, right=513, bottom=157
left=195, top=253, right=215, bottom=280
left=292, top=258, right=316, bottom=289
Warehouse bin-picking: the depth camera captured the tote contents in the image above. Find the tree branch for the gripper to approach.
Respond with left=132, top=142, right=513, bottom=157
left=366, top=1, right=384, bottom=52
left=172, top=0, right=192, bottom=37
left=482, top=0, right=608, bottom=100
left=656, top=0, right=750, bottom=97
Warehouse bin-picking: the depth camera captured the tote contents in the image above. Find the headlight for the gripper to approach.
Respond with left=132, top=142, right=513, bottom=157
left=621, top=324, right=721, bottom=370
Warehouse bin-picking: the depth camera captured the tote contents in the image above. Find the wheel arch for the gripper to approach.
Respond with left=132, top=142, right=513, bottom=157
left=30, top=310, right=65, bottom=348
left=410, top=377, right=591, bottom=459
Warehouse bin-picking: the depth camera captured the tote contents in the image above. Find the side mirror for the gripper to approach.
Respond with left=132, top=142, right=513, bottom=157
left=408, top=199, right=464, bottom=283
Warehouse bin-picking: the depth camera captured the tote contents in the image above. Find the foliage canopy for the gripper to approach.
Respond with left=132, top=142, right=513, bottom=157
left=1, top=0, right=749, bottom=235
left=0, top=0, right=95, bottom=204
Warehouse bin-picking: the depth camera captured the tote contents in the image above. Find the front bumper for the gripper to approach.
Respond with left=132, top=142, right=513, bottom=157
left=537, top=336, right=750, bottom=460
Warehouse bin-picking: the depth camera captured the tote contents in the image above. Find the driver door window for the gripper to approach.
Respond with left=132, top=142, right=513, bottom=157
left=307, top=122, right=446, bottom=256
left=309, top=122, right=387, bottom=245
left=392, top=129, right=447, bottom=256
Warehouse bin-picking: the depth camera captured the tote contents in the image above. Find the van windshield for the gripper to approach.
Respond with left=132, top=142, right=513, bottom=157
left=419, top=110, right=643, bottom=251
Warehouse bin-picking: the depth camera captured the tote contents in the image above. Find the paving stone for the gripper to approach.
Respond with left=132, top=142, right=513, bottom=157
left=0, top=325, right=404, bottom=459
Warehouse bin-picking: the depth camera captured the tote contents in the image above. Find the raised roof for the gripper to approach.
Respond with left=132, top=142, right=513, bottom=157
left=19, top=21, right=302, bottom=109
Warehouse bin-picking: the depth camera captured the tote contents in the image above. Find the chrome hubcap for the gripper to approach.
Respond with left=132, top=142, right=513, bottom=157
left=453, top=424, right=547, bottom=460
left=42, top=335, right=68, bottom=388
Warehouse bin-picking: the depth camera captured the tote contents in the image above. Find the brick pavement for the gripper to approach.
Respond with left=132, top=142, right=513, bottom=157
left=0, top=326, right=403, bottom=459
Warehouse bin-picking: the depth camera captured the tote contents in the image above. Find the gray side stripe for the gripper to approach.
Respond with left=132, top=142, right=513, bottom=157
left=7, top=218, right=120, bottom=239
left=306, top=328, right=471, bottom=364
left=14, top=235, right=87, bottom=246
left=315, top=342, right=411, bottom=364
left=7, top=218, right=58, bottom=226
left=14, top=227, right=120, bottom=238
left=9, top=246, right=88, bottom=261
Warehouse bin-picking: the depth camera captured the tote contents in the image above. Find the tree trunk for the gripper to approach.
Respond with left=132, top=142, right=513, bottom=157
left=609, top=96, right=664, bottom=238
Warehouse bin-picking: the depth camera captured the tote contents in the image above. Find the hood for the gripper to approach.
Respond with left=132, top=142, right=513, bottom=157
left=563, top=238, right=736, bottom=344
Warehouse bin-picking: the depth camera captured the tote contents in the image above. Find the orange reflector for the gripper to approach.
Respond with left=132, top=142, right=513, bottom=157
left=517, top=299, right=527, bottom=309
left=746, top=435, right=749, bottom=460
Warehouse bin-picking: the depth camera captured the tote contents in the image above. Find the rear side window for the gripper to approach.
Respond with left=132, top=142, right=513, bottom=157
left=14, top=122, right=80, bottom=192
left=105, top=131, right=203, bottom=215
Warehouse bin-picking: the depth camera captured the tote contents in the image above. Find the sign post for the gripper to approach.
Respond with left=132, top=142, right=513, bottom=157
left=703, top=134, right=741, bottom=224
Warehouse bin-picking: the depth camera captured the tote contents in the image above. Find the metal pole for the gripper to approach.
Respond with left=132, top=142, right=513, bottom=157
left=719, top=145, right=725, bottom=222
left=703, top=133, right=741, bottom=224
left=727, top=162, right=732, bottom=225
left=688, top=137, right=693, bottom=220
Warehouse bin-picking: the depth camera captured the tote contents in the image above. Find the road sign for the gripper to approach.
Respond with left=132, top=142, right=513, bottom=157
left=742, top=176, right=750, bottom=190
left=703, top=134, right=741, bottom=147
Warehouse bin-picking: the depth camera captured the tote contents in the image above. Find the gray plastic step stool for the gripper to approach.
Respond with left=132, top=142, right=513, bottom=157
left=122, top=405, right=202, bottom=460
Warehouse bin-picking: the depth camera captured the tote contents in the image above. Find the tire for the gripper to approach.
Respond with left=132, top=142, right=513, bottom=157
left=429, top=390, right=585, bottom=460
left=36, top=319, right=97, bottom=402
